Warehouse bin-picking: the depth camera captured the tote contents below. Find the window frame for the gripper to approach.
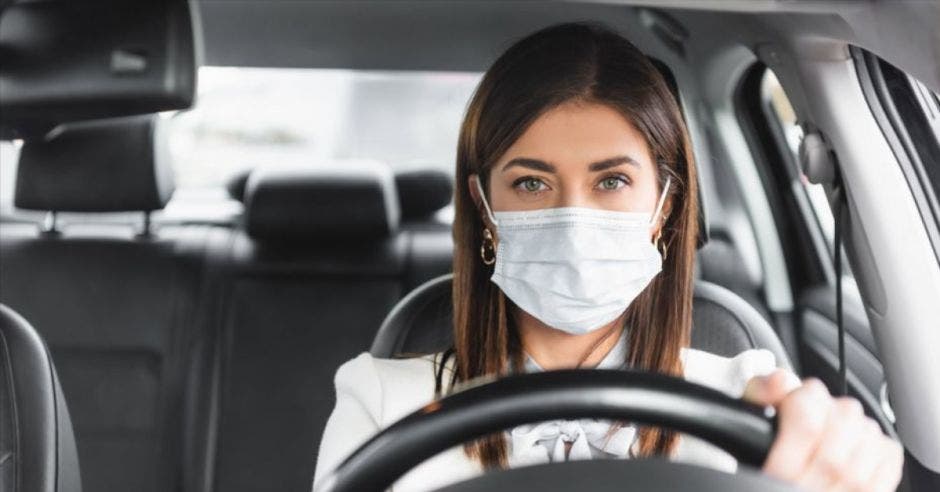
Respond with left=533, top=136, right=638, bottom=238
left=733, top=62, right=833, bottom=292
left=851, top=46, right=940, bottom=266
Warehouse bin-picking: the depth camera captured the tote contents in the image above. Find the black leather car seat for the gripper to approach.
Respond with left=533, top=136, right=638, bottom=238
left=0, top=115, right=220, bottom=492
left=0, top=304, right=82, bottom=492
left=211, top=163, right=410, bottom=492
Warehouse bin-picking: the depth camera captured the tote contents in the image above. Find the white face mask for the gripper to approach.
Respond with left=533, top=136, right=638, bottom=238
left=474, top=175, right=671, bottom=335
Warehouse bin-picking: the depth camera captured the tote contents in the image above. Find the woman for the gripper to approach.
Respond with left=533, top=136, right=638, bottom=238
left=313, top=22, right=903, bottom=492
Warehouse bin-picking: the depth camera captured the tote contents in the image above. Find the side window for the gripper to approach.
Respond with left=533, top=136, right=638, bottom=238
left=0, top=141, right=21, bottom=216
left=758, top=68, right=860, bottom=296
left=760, top=71, right=835, bottom=248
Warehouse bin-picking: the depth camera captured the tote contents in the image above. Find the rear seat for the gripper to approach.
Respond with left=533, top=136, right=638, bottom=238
left=394, top=169, right=454, bottom=290
left=0, top=115, right=228, bottom=492
left=0, top=116, right=455, bottom=491
left=209, top=163, right=435, bottom=492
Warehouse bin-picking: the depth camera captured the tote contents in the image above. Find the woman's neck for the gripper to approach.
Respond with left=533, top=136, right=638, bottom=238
left=516, top=310, right=626, bottom=370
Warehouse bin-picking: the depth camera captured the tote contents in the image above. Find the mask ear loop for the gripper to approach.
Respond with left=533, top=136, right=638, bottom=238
left=649, top=176, right=672, bottom=227
left=473, top=175, right=499, bottom=227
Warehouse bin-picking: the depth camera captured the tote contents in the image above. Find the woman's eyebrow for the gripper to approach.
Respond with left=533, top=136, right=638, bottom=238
left=588, top=156, right=640, bottom=171
left=500, top=155, right=639, bottom=174
left=501, top=158, right=556, bottom=173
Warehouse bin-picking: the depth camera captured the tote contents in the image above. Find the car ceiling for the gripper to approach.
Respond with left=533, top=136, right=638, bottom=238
left=197, top=0, right=940, bottom=95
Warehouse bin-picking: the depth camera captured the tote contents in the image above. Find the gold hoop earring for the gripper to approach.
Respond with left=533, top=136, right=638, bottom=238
left=654, top=230, right=668, bottom=261
left=480, top=228, right=496, bottom=265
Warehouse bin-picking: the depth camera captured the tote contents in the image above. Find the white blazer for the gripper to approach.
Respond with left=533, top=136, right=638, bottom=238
left=313, top=347, right=795, bottom=491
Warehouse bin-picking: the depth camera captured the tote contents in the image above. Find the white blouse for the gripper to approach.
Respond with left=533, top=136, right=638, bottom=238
left=312, top=340, right=797, bottom=492
left=509, top=329, right=642, bottom=464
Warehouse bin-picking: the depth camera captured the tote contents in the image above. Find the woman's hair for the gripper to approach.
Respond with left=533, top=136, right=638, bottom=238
left=441, top=21, right=699, bottom=468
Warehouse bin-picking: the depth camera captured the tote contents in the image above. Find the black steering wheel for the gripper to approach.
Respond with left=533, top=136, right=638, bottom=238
left=315, top=369, right=799, bottom=492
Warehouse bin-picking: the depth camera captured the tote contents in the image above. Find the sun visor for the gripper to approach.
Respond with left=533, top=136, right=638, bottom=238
left=0, top=0, right=199, bottom=139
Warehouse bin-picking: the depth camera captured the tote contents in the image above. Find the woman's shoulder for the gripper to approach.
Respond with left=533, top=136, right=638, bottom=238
left=335, top=351, right=440, bottom=381
left=679, top=347, right=795, bottom=398
left=332, top=351, right=453, bottom=425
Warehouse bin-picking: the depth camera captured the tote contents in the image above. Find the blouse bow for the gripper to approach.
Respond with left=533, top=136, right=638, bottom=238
left=508, top=419, right=637, bottom=466
left=508, top=328, right=636, bottom=466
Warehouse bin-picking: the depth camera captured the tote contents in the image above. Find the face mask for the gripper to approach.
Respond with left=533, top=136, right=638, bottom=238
left=474, top=175, right=671, bottom=335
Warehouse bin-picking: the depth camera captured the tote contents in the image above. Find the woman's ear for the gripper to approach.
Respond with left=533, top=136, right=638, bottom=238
left=467, top=174, right=496, bottom=229
left=659, top=198, right=673, bottom=226
left=650, top=198, right=673, bottom=240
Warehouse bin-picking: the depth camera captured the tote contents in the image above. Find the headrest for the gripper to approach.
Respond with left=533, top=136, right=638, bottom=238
left=0, top=0, right=197, bottom=139
left=395, top=169, right=453, bottom=220
left=15, top=114, right=174, bottom=212
left=227, top=167, right=453, bottom=221
left=243, top=160, right=400, bottom=241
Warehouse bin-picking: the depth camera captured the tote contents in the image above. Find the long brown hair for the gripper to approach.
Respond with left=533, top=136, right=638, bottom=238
left=441, top=21, right=699, bottom=469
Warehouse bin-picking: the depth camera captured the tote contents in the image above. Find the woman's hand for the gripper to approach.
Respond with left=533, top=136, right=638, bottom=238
left=743, top=370, right=904, bottom=492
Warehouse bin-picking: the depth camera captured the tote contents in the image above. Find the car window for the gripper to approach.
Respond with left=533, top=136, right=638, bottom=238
left=0, top=141, right=19, bottom=215
left=761, top=70, right=836, bottom=244
left=167, top=67, right=482, bottom=192
left=758, top=68, right=861, bottom=299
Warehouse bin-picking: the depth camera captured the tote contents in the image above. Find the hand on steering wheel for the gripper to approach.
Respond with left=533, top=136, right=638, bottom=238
left=743, top=370, right=904, bottom=492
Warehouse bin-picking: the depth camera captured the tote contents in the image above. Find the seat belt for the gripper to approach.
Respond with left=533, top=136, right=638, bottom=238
left=832, top=172, right=848, bottom=397
left=800, top=130, right=848, bottom=396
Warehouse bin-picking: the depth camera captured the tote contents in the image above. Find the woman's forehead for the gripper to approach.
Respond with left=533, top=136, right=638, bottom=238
left=494, top=101, right=655, bottom=175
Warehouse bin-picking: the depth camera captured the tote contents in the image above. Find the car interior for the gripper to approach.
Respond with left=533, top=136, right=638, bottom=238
left=1, top=1, right=939, bottom=491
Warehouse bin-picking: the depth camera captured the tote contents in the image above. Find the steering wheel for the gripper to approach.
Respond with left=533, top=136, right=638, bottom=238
left=315, top=369, right=799, bottom=492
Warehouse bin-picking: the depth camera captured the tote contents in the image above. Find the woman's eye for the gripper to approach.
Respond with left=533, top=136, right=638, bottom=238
left=514, top=177, right=548, bottom=193
left=598, top=175, right=629, bottom=191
